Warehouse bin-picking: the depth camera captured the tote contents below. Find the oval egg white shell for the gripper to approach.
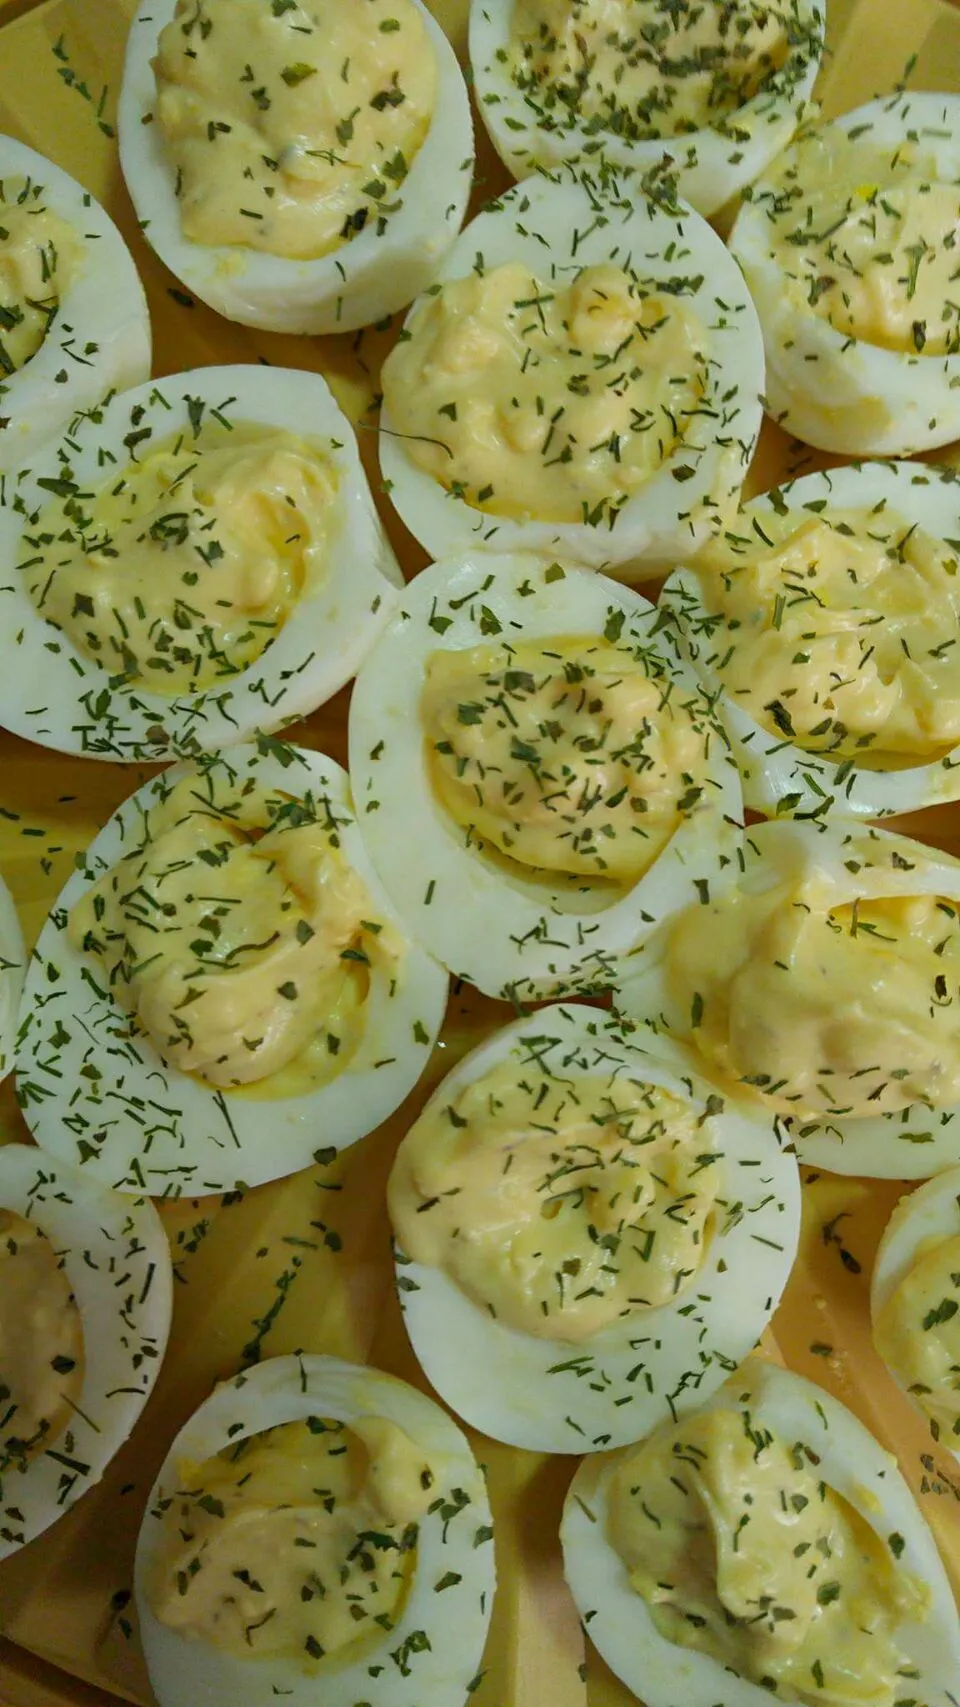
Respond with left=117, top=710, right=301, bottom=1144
left=730, top=93, right=960, bottom=455
left=0, top=871, right=25, bottom=1081
left=391, top=1001, right=801, bottom=1454
left=348, top=551, right=744, bottom=1002
left=118, top=0, right=474, bottom=334
left=0, top=135, right=151, bottom=470
left=663, top=458, right=960, bottom=819
left=15, top=741, right=448, bottom=1197
left=871, top=1166, right=960, bottom=1463
left=134, top=1354, right=496, bottom=1707
left=379, top=172, right=765, bottom=579
left=561, top=1358, right=960, bottom=1707
left=0, top=1143, right=172, bottom=1561
left=0, top=364, right=402, bottom=762
left=468, top=0, right=825, bottom=218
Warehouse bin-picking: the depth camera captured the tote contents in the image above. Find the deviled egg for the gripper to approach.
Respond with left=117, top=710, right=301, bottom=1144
left=873, top=1166, right=960, bottom=1459
left=0, top=1142, right=172, bottom=1559
left=15, top=740, right=448, bottom=1197
left=0, top=364, right=402, bottom=762
left=471, top=0, right=825, bottom=218
left=0, top=135, right=150, bottom=470
left=0, top=871, right=24, bottom=1080
left=389, top=1002, right=800, bottom=1454
left=135, top=1354, right=495, bottom=1707
left=119, top=0, right=474, bottom=334
left=349, top=552, right=743, bottom=1003
left=561, top=1358, right=960, bottom=1707
left=731, top=92, right=960, bottom=454
left=663, top=459, right=960, bottom=819
left=615, top=818, right=960, bottom=1178
left=379, top=170, right=765, bottom=578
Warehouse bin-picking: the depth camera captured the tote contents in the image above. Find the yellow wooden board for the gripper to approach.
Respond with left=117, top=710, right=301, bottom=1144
left=1, top=3, right=960, bottom=1705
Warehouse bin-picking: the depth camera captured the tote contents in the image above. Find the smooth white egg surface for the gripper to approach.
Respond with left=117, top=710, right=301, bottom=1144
left=0, top=871, right=24, bottom=1081
left=614, top=817, right=960, bottom=1178
left=349, top=551, right=743, bottom=1003
left=0, top=134, right=150, bottom=470
left=0, top=364, right=402, bottom=762
left=389, top=1001, right=800, bottom=1454
left=134, top=1354, right=495, bottom=1707
left=561, top=1359, right=960, bottom=1707
left=118, top=0, right=474, bottom=334
left=0, top=1142, right=172, bottom=1561
left=872, top=1167, right=960, bottom=1462
left=730, top=92, right=960, bottom=455
left=379, top=170, right=764, bottom=579
left=15, top=741, right=448, bottom=1197
left=662, top=459, right=960, bottom=820
left=469, top=0, right=824, bottom=218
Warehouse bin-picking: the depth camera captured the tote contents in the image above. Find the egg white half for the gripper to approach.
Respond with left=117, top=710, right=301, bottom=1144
left=134, top=1354, right=495, bottom=1707
left=0, top=364, right=402, bottom=762
left=561, top=1358, right=960, bottom=1707
left=872, top=1166, right=960, bottom=1462
left=0, top=871, right=24, bottom=1082
left=0, top=1142, right=172, bottom=1561
left=118, top=0, right=474, bottom=335
left=379, top=171, right=765, bottom=579
left=15, top=741, right=448, bottom=1197
left=0, top=134, right=150, bottom=471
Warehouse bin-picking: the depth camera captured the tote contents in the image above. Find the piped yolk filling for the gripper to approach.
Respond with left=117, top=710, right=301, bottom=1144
left=875, top=1232, right=960, bottom=1444
left=0, top=1210, right=84, bottom=1473
left=0, top=181, right=75, bottom=375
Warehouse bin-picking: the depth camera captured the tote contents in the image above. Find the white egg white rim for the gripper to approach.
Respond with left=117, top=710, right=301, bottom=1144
left=118, top=0, right=474, bottom=335
left=0, top=870, right=25, bottom=1081
left=0, top=364, right=402, bottom=763
left=468, top=0, right=825, bottom=218
left=663, top=459, right=960, bottom=820
left=348, top=551, right=744, bottom=1002
left=391, top=1001, right=800, bottom=1455
left=379, top=170, right=765, bottom=577
left=872, top=1167, right=960, bottom=1463
left=0, top=1142, right=172, bottom=1561
left=561, top=1358, right=960, bottom=1707
left=0, top=135, right=151, bottom=472
left=15, top=741, right=448, bottom=1198
left=614, top=816, right=960, bottom=1178
left=730, top=93, right=960, bottom=455
left=134, top=1353, right=495, bottom=1707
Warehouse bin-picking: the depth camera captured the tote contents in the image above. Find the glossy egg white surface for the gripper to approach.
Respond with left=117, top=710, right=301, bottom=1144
left=872, top=1166, right=960, bottom=1461
left=0, top=871, right=24, bottom=1081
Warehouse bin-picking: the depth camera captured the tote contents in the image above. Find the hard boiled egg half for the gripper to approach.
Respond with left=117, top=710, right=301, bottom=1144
left=134, top=1354, right=495, bottom=1707
left=15, top=740, right=448, bottom=1197
left=379, top=170, right=764, bottom=579
left=561, top=1359, right=960, bottom=1707
left=731, top=92, right=960, bottom=454
left=470, top=0, right=825, bottom=218
left=349, top=551, right=743, bottom=1004
left=873, top=1166, right=960, bottom=1462
left=663, top=458, right=960, bottom=820
left=119, top=0, right=474, bottom=334
left=0, top=364, right=402, bottom=762
left=615, top=817, right=960, bottom=1178
left=0, top=134, right=150, bottom=471
left=0, top=871, right=24, bottom=1081
left=0, top=1142, right=172, bottom=1559
left=389, top=1002, right=800, bottom=1454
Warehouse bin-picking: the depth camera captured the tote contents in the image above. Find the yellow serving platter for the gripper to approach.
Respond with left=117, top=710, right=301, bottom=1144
left=2, top=1, right=960, bottom=1703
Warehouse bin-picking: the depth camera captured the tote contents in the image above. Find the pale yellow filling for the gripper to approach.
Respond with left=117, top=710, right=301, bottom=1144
left=389, top=1061, right=718, bottom=1342
left=875, top=1232, right=960, bottom=1445
left=382, top=262, right=707, bottom=524
left=0, top=1210, right=84, bottom=1472
left=154, top=0, right=436, bottom=259
left=0, top=183, right=76, bottom=374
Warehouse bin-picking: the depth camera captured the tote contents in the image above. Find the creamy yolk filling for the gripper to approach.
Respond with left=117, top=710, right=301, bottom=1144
left=389, top=1060, right=719, bottom=1342
left=508, top=0, right=790, bottom=141
left=0, top=1210, right=84, bottom=1473
left=696, top=507, right=960, bottom=763
left=667, top=887, right=960, bottom=1118
left=23, top=423, right=336, bottom=694
left=149, top=1415, right=436, bottom=1661
left=421, top=636, right=710, bottom=884
left=764, top=129, right=960, bottom=355
left=609, top=1402, right=926, bottom=1706
left=875, top=1233, right=960, bottom=1445
left=382, top=261, right=707, bottom=524
left=153, top=0, right=436, bottom=259
left=0, top=182, right=75, bottom=375
left=68, top=775, right=389, bottom=1093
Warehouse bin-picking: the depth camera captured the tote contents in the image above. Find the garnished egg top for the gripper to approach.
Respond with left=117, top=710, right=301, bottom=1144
left=0, top=179, right=78, bottom=374
left=0, top=1209, right=84, bottom=1475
